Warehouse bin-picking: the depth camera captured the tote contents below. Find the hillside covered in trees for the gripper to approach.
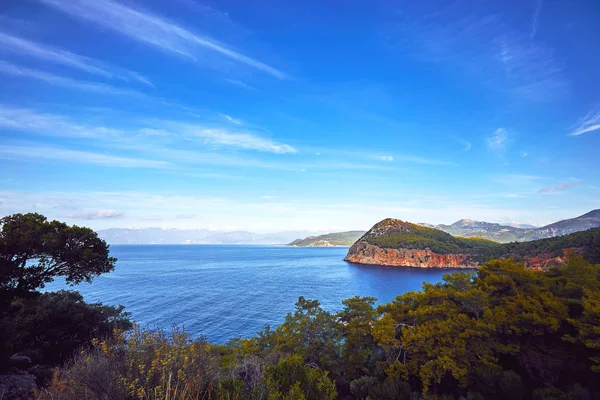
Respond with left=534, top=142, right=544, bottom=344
left=347, top=218, right=600, bottom=268
left=288, top=231, right=365, bottom=247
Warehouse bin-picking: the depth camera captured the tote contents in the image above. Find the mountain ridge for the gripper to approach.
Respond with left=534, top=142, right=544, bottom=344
left=423, top=209, right=600, bottom=243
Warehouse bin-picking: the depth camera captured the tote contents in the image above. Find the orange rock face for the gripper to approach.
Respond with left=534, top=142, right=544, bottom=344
left=344, top=241, right=479, bottom=268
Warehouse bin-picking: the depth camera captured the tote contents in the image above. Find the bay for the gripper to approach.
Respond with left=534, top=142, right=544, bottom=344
left=45, top=245, right=466, bottom=343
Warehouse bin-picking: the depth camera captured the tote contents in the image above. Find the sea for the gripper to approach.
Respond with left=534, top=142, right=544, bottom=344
left=44, top=245, right=466, bottom=344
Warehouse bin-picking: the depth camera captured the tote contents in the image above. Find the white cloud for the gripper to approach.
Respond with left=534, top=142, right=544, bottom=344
left=0, top=105, right=122, bottom=138
left=0, top=31, right=151, bottom=86
left=261, top=195, right=278, bottom=200
left=380, top=155, right=394, bottom=161
left=451, top=136, right=472, bottom=151
left=487, top=128, right=508, bottom=151
left=220, top=114, right=243, bottom=125
left=394, top=155, right=457, bottom=166
left=0, top=61, right=146, bottom=96
left=71, top=209, right=124, bottom=219
left=159, top=122, right=296, bottom=154
left=531, top=0, right=543, bottom=39
left=520, top=151, right=528, bottom=157
left=0, top=145, right=169, bottom=168
left=569, top=107, right=600, bottom=136
left=40, top=0, right=286, bottom=79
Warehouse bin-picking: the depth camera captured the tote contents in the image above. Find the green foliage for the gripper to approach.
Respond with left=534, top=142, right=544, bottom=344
left=365, top=222, right=497, bottom=255
left=0, top=213, right=116, bottom=295
left=264, top=355, right=337, bottom=400
left=0, top=290, right=132, bottom=365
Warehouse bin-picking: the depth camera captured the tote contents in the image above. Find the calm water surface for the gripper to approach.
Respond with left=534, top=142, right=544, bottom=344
left=45, top=245, right=465, bottom=343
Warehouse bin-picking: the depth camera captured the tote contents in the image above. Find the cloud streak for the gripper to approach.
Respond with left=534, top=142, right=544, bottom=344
left=389, top=2, right=566, bottom=101
left=71, top=209, right=124, bottom=219
left=0, top=144, right=169, bottom=168
left=158, top=121, right=296, bottom=154
left=569, top=107, right=600, bottom=136
left=531, top=0, right=543, bottom=39
left=0, top=61, right=146, bottom=96
left=0, top=31, right=151, bottom=86
left=40, top=0, right=286, bottom=79
left=538, top=181, right=584, bottom=193
left=0, top=104, right=122, bottom=138
left=487, top=128, right=508, bottom=151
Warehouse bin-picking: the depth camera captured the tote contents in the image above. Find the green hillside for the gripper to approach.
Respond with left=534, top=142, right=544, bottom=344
left=288, top=231, right=365, bottom=246
left=361, top=218, right=600, bottom=263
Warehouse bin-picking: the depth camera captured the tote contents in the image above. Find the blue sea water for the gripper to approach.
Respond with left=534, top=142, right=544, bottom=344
left=45, top=245, right=465, bottom=343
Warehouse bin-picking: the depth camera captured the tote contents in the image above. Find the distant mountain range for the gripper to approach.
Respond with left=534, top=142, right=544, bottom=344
left=420, top=209, right=600, bottom=243
left=288, top=231, right=365, bottom=247
left=99, top=209, right=600, bottom=246
left=98, top=228, right=320, bottom=245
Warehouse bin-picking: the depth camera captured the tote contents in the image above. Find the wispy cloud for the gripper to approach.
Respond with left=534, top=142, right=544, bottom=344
left=379, top=155, right=394, bottom=161
left=394, top=155, right=457, bottom=166
left=0, top=31, right=151, bottom=86
left=0, top=104, right=122, bottom=138
left=0, top=61, right=146, bottom=96
left=40, top=0, right=286, bottom=79
left=538, top=181, right=584, bottom=194
left=388, top=2, right=566, bottom=101
left=0, top=144, right=169, bottom=168
left=531, top=0, right=543, bottom=39
left=451, top=136, right=472, bottom=151
left=487, top=128, right=508, bottom=151
left=520, top=151, right=528, bottom=157
left=71, top=209, right=124, bottom=219
left=176, top=213, right=197, bottom=219
left=569, top=107, right=600, bottom=136
left=219, top=113, right=243, bottom=125
left=158, top=121, right=296, bottom=154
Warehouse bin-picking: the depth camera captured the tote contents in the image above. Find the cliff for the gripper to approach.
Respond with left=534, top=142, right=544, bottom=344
left=345, top=241, right=479, bottom=268
left=345, top=218, right=600, bottom=269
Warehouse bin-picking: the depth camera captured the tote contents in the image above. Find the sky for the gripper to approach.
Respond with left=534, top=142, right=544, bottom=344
left=0, top=0, right=599, bottom=233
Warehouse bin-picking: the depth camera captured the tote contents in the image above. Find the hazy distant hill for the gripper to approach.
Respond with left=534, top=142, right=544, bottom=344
left=419, top=209, right=600, bottom=243
left=288, top=231, right=365, bottom=247
left=98, top=228, right=318, bottom=245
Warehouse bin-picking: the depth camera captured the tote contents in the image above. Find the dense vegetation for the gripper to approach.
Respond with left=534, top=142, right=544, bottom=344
left=0, top=214, right=131, bottom=383
left=363, top=220, right=600, bottom=264
left=3, top=213, right=600, bottom=399
left=365, top=222, right=497, bottom=255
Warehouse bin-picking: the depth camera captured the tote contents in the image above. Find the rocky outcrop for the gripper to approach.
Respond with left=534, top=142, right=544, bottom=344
left=344, top=241, right=479, bottom=268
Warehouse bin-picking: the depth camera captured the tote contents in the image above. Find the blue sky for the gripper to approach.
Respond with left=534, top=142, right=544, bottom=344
left=0, top=0, right=599, bottom=232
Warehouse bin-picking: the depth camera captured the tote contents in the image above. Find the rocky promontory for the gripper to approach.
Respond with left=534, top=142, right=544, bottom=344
left=344, top=218, right=600, bottom=269
left=345, top=241, right=479, bottom=268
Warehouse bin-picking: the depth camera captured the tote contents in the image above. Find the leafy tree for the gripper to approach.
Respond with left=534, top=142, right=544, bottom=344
left=264, top=355, right=337, bottom=400
left=0, top=290, right=131, bottom=365
left=273, top=297, right=342, bottom=370
left=0, top=213, right=116, bottom=296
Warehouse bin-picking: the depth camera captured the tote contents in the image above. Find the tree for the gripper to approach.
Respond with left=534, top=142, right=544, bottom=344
left=0, top=213, right=116, bottom=296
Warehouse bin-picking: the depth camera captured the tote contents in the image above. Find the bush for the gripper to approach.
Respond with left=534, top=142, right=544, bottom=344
left=0, top=290, right=131, bottom=366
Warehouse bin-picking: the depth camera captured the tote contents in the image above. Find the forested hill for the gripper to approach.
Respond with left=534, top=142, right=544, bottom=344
left=346, top=218, right=600, bottom=268
left=288, top=231, right=365, bottom=247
